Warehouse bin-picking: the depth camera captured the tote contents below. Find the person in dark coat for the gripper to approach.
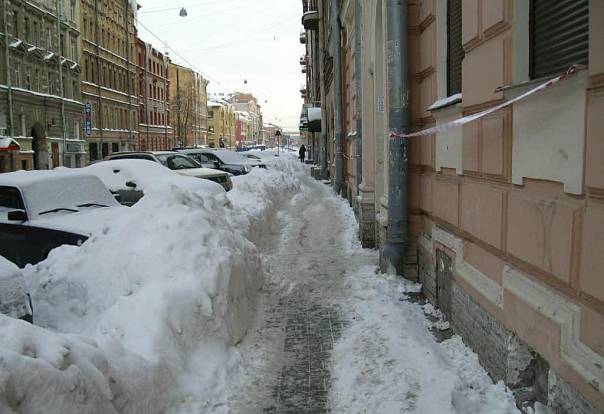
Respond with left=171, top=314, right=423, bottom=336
left=299, top=144, right=306, bottom=163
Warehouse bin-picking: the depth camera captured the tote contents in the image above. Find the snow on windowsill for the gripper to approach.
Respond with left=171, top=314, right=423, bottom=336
left=427, top=93, right=462, bottom=112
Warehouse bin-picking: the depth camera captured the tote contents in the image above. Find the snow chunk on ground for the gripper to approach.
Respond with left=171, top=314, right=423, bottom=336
left=330, top=267, right=519, bottom=413
left=0, top=155, right=302, bottom=413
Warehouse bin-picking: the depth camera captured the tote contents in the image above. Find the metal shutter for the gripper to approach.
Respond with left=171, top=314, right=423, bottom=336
left=530, top=0, right=589, bottom=79
left=447, top=0, right=463, bottom=96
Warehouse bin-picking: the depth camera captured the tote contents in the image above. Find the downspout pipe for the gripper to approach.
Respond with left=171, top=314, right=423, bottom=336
left=382, top=0, right=410, bottom=275
left=354, top=0, right=362, bottom=195
left=318, top=0, right=328, bottom=178
left=331, top=0, right=343, bottom=194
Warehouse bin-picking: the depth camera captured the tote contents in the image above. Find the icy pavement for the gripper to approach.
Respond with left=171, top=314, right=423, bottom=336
left=210, top=167, right=520, bottom=413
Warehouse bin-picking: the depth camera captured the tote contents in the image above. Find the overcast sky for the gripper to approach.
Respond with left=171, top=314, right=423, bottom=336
left=136, top=0, right=304, bottom=130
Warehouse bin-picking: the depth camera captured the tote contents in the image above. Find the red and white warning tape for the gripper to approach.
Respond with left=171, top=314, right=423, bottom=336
left=389, top=65, right=578, bottom=140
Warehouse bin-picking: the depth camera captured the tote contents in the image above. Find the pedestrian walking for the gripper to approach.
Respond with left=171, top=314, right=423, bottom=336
left=299, top=144, right=306, bottom=163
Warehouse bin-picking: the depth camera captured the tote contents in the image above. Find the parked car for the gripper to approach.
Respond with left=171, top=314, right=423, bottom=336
left=0, top=256, right=33, bottom=322
left=83, top=159, right=226, bottom=207
left=106, top=151, right=233, bottom=191
left=173, top=148, right=224, bottom=169
left=0, top=170, right=125, bottom=267
left=191, top=149, right=267, bottom=175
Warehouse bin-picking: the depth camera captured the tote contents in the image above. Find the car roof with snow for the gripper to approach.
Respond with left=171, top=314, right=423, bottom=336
left=0, top=169, right=120, bottom=219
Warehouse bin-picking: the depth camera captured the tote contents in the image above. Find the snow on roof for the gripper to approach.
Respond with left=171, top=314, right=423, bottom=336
left=207, top=101, right=224, bottom=107
left=44, top=52, right=55, bottom=61
left=308, top=107, right=321, bottom=122
left=9, top=40, right=23, bottom=48
left=0, top=137, right=20, bottom=150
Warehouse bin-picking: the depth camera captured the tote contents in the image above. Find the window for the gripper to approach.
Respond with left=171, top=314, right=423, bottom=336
left=71, top=37, right=77, bottom=61
left=447, top=0, right=463, bottom=96
left=24, top=17, right=29, bottom=42
left=111, top=142, right=119, bottom=153
left=14, top=64, right=20, bottom=88
left=12, top=11, right=19, bottom=38
left=89, top=143, right=99, bottom=161
left=70, top=0, right=76, bottom=21
left=102, top=142, right=109, bottom=158
left=47, top=27, right=52, bottom=49
left=60, top=34, right=65, bottom=57
left=48, top=72, right=53, bottom=94
left=530, top=0, right=589, bottom=79
left=26, top=68, right=31, bottom=90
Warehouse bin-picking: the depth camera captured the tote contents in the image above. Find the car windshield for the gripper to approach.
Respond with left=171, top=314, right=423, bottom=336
left=212, top=151, right=247, bottom=163
left=156, top=154, right=201, bottom=170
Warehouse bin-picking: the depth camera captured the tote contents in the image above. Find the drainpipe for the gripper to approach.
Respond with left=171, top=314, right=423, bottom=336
left=93, top=0, right=104, bottom=159
left=55, top=0, right=67, bottom=166
left=331, top=0, right=343, bottom=193
left=3, top=0, right=14, bottom=141
left=318, top=0, right=328, bottom=177
left=382, top=0, right=410, bottom=275
left=354, top=0, right=362, bottom=194
left=124, top=0, right=133, bottom=151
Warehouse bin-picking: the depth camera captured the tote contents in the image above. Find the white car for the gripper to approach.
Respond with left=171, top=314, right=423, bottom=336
left=0, top=170, right=125, bottom=267
left=82, top=159, right=226, bottom=206
left=106, top=151, right=233, bottom=191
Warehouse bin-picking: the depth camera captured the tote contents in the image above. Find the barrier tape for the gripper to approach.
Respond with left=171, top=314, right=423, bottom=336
left=389, top=66, right=577, bottom=140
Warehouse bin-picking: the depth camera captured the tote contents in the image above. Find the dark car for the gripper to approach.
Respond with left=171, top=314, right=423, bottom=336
left=0, top=171, right=125, bottom=268
left=183, top=149, right=266, bottom=176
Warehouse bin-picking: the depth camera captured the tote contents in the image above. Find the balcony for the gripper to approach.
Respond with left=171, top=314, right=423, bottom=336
left=299, top=31, right=306, bottom=44
left=301, top=66, right=307, bottom=74
left=301, top=0, right=319, bottom=30
left=299, top=56, right=307, bottom=66
left=300, top=86, right=307, bottom=94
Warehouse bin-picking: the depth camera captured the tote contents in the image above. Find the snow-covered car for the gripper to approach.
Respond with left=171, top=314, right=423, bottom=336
left=0, top=256, right=32, bottom=321
left=0, top=170, right=125, bottom=267
left=82, top=159, right=226, bottom=206
left=106, top=151, right=233, bottom=191
left=196, top=149, right=267, bottom=175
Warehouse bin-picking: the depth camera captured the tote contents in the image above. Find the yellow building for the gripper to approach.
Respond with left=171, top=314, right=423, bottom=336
left=79, top=0, right=139, bottom=162
left=168, top=63, right=207, bottom=147
left=207, top=101, right=235, bottom=149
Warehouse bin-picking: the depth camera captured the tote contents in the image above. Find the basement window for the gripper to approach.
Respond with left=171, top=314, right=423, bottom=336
left=530, top=0, right=589, bottom=79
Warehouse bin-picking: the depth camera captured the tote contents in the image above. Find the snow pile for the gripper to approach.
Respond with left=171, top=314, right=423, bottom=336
left=330, top=266, right=520, bottom=413
left=0, top=155, right=301, bottom=413
left=0, top=257, right=31, bottom=319
left=227, top=155, right=301, bottom=240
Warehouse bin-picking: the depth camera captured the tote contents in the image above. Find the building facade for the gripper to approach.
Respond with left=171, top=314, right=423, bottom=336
left=234, top=110, right=248, bottom=148
left=207, top=100, right=235, bottom=149
left=230, top=92, right=262, bottom=144
left=303, top=0, right=604, bottom=411
left=79, top=0, right=138, bottom=163
left=0, top=0, right=86, bottom=171
left=168, top=62, right=207, bottom=147
left=135, top=37, right=173, bottom=151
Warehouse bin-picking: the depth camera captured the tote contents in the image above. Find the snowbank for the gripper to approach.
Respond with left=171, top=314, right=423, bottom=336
left=330, top=267, right=520, bottom=413
left=0, top=155, right=301, bottom=413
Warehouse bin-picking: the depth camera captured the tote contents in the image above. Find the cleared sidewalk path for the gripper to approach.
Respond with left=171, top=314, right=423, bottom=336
left=213, top=168, right=519, bottom=414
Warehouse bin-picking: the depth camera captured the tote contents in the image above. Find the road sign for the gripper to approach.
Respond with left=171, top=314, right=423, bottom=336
left=84, top=103, right=92, bottom=136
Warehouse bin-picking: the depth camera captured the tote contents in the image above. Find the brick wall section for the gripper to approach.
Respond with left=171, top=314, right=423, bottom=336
left=450, top=280, right=510, bottom=382
left=358, top=202, right=375, bottom=248
left=548, top=371, right=601, bottom=414
left=418, top=251, right=436, bottom=304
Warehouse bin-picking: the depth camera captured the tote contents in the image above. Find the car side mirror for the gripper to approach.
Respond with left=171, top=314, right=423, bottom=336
left=214, top=161, right=220, bottom=169
left=7, top=210, right=27, bottom=222
left=112, top=192, right=122, bottom=202
left=125, top=181, right=137, bottom=189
